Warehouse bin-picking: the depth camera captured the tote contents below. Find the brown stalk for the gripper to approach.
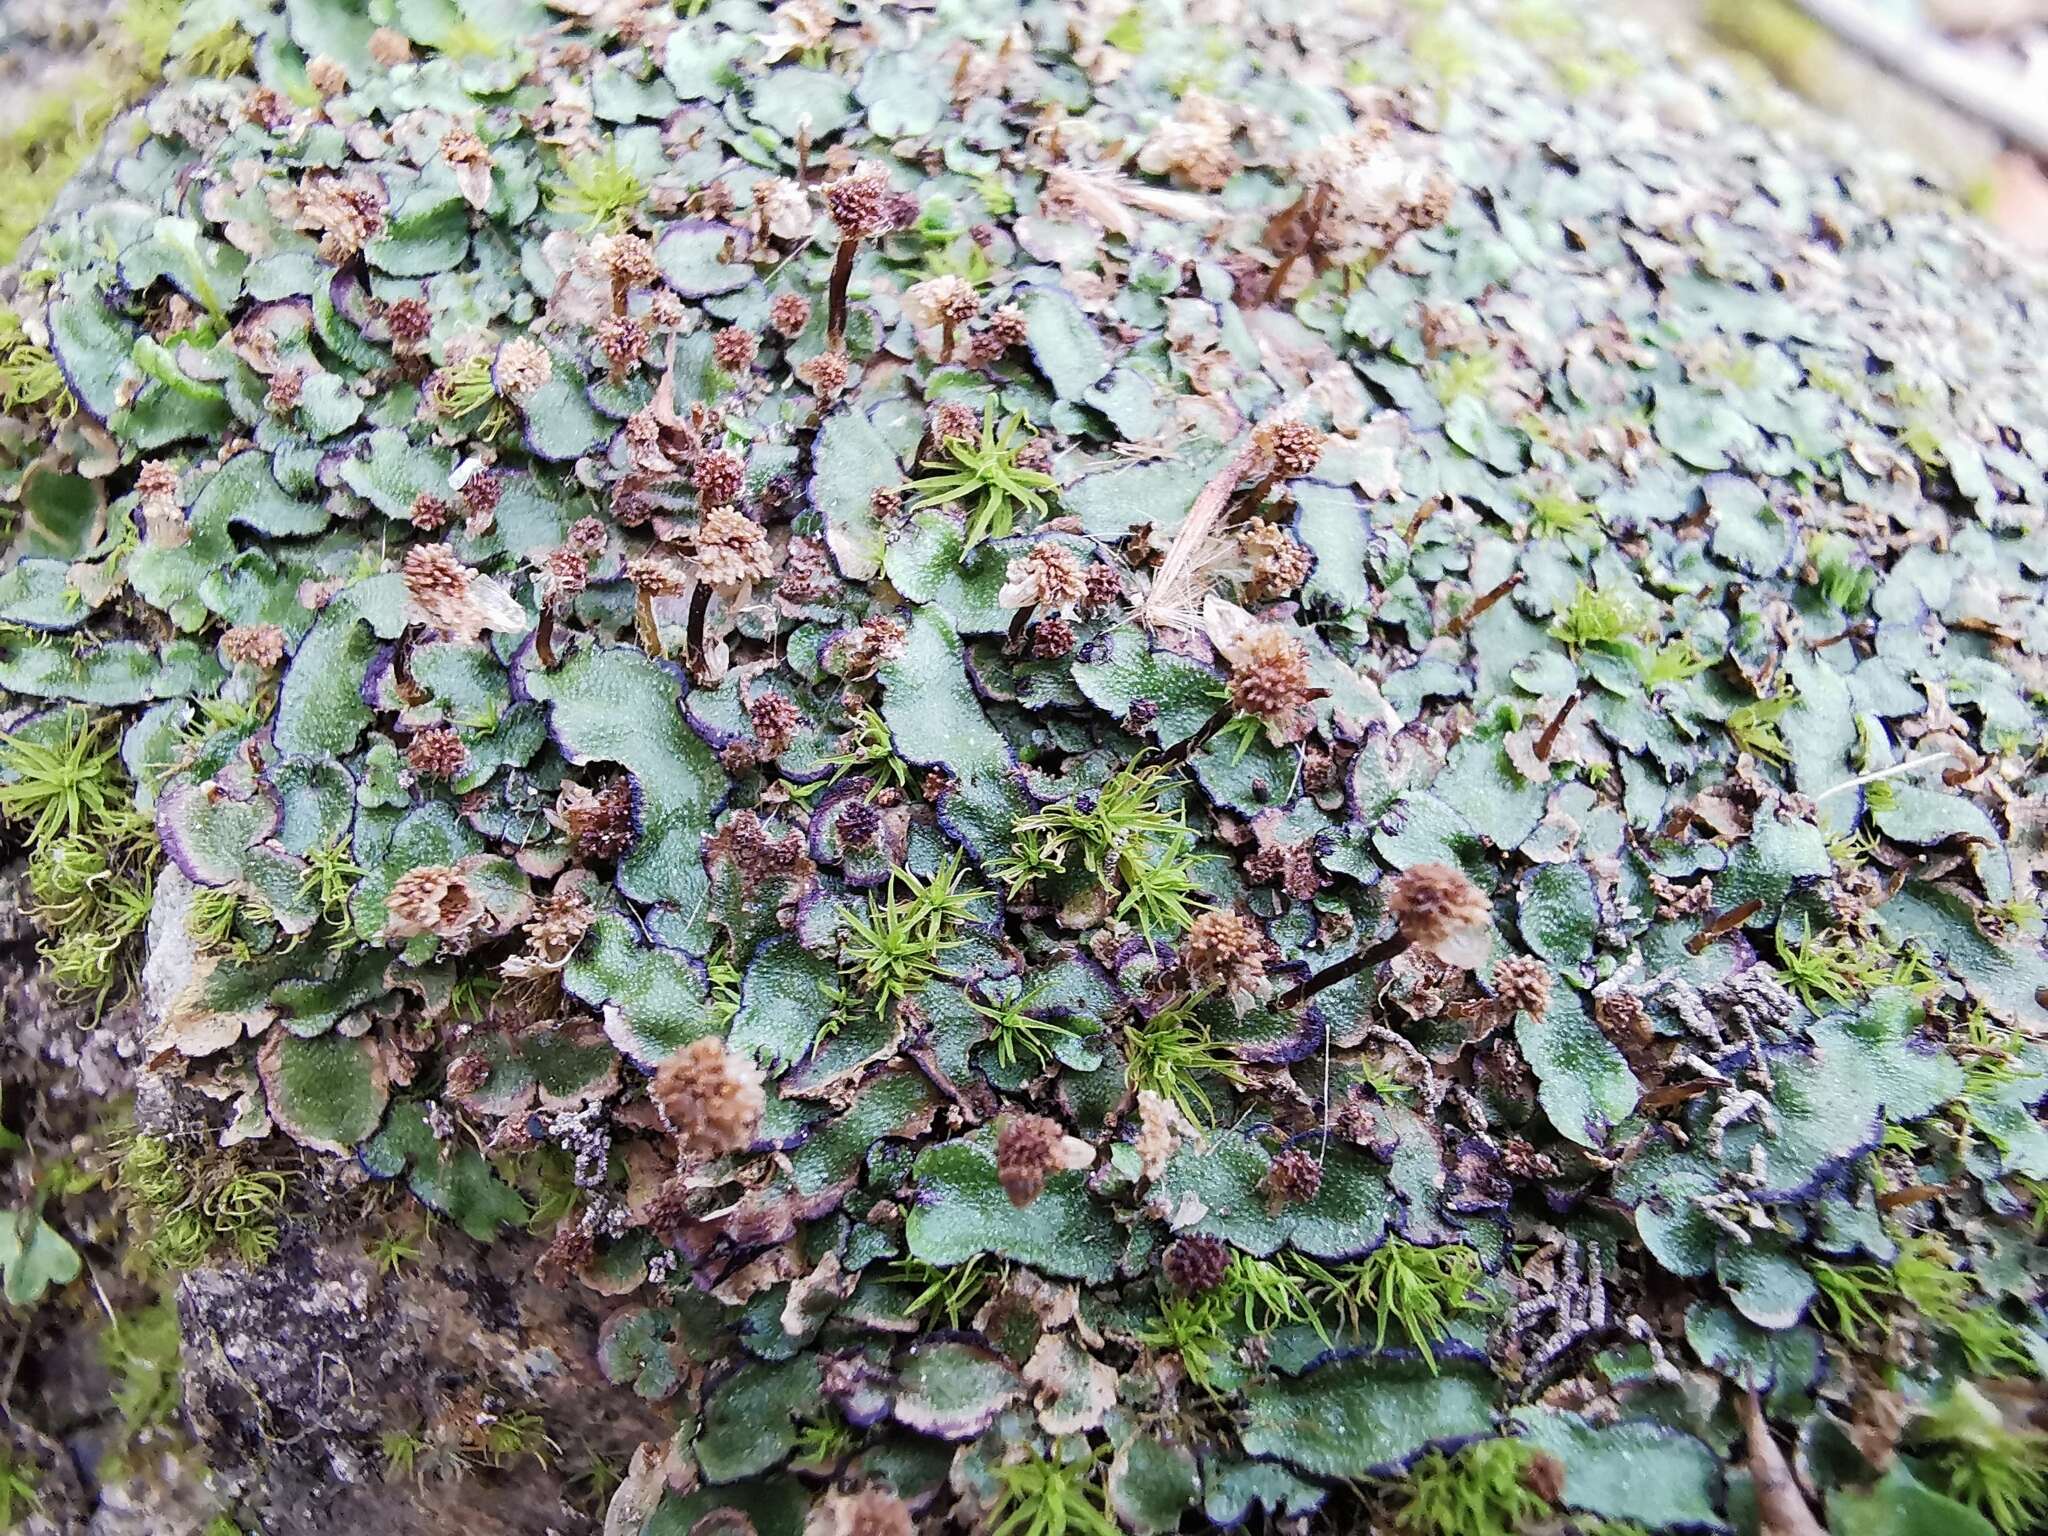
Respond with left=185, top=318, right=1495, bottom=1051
left=684, top=584, right=713, bottom=672
left=827, top=238, right=858, bottom=349
left=392, top=634, right=427, bottom=707
left=1737, top=1389, right=1827, bottom=1536
left=634, top=587, right=662, bottom=658
left=1227, top=472, right=1282, bottom=525
left=1278, top=933, right=1410, bottom=1010
left=535, top=607, right=559, bottom=671
left=1444, top=572, right=1523, bottom=637
left=1534, top=689, right=1582, bottom=762
left=1684, top=898, right=1763, bottom=955
left=1156, top=705, right=1232, bottom=770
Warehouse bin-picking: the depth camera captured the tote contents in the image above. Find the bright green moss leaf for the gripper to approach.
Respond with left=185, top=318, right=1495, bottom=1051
left=0, top=1209, right=82, bottom=1306
left=727, top=935, right=835, bottom=1074
left=1110, top=1433, right=1201, bottom=1535
left=1201, top=1460, right=1327, bottom=1526
left=1064, top=460, right=1204, bottom=540
left=1071, top=631, right=1222, bottom=745
left=882, top=514, right=1015, bottom=635
left=891, top=1339, right=1021, bottom=1440
left=1706, top=475, right=1795, bottom=577
left=1748, top=997, right=1962, bottom=1194
left=46, top=290, right=133, bottom=422
left=1878, top=883, right=2048, bottom=1029
left=15, top=468, right=102, bottom=560
left=598, top=1305, right=685, bottom=1401
left=1825, top=1464, right=1997, bottom=1536
left=562, top=912, right=713, bottom=1067
left=1517, top=862, right=1597, bottom=968
left=339, top=429, right=459, bottom=520
left=1715, top=1237, right=1816, bottom=1332
left=1515, top=988, right=1638, bottom=1148
left=811, top=405, right=901, bottom=581
left=1714, top=806, right=1831, bottom=921
left=273, top=579, right=405, bottom=757
left=366, top=179, right=471, bottom=276
left=646, top=1479, right=808, bottom=1536
left=1683, top=1300, right=1821, bottom=1397
left=517, top=346, right=609, bottom=461
left=0, top=637, right=223, bottom=705
left=1613, top=1140, right=1720, bottom=1278
left=1430, top=720, right=1547, bottom=853
left=1295, top=482, right=1373, bottom=614
left=1017, top=285, right=1110, bottom=401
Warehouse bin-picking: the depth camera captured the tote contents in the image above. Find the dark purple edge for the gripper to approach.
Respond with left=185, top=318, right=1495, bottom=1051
left=886, top=1329, right=1019, bottom=1440
left=156, top=774, right=286, bottom=886
left=656, top=218, right=755, bottom=298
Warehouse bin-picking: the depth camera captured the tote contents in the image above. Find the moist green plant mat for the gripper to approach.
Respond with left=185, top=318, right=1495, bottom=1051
left=2, top=0, right=2046, bottom=1531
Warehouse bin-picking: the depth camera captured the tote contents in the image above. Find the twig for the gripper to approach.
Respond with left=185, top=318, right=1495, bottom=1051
left=1788, top=0, right=2048, bottom=159
left=1534, top=689, right=1582, bottom=762
left=1738, top=1388, right=1829, bottom=1536
left=1136, top=441, right=1263, bottom=634
left=1813, top=750, right=1952, bottom=803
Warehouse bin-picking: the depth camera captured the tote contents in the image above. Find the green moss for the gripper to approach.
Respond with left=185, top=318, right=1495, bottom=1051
left=1123, top=998, right=1246, bottom=1127
left=0, top=711, right=157, bottom=1009
left=545, top=148, right=649, bottom=231
left=819, top=707, right=914, bottom=792
left=115, top=1132, right=288, bottom=1272
left=100, top=1295, right=183, bottom=1443
left=1293, top=1238, right=1490, bottom=1371
left=987, top=1444, right=1119, bottom=1536
left=0, top=310, right=72, bottom=415
left=906, top=405, right=1059, bottom=550
left=1911, top=1385, right=2048, bottom=1536
left=9, top=0, right=2048, bottom=1525
left=967, top=979, right=1088, bottom=1071
left=475, top=1407, right=555, bottom=1467
left=1389, top=1438, right=1554, bottom=1536
left=1725, top=690, right=1797, bottom=763
left=886, top=1253, right=1002, bottom=1328
left=1775, top=920, right=1935, bottom=1011
left=1813, top=1234, right=2036, bottom=1377
left=379, top=1426, right=431, bottom=1483
left=180, top=22, right=256, bottom=79
left=1703, top=0, right=1828, bottom=94
left=1549, top=584, right=1652, bottom=650
left=0, top=0, right=176, bottom=265
left=836, top=853, right=989, bottom=1016
left=993, top=762, right=1211, bottom=937
left=0, top=1448, right=41, bottom=1527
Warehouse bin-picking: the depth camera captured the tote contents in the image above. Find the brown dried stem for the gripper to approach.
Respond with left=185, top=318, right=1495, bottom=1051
left=1534, top=688, right=1582, bottom=762
left=685, top=584, right=713, bottom=673
left=1278, top=933, right=1410, bottom=1010
left=827, top=238, right=858, bottom=349
left=1445, top=572, right=1523, bottom=638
